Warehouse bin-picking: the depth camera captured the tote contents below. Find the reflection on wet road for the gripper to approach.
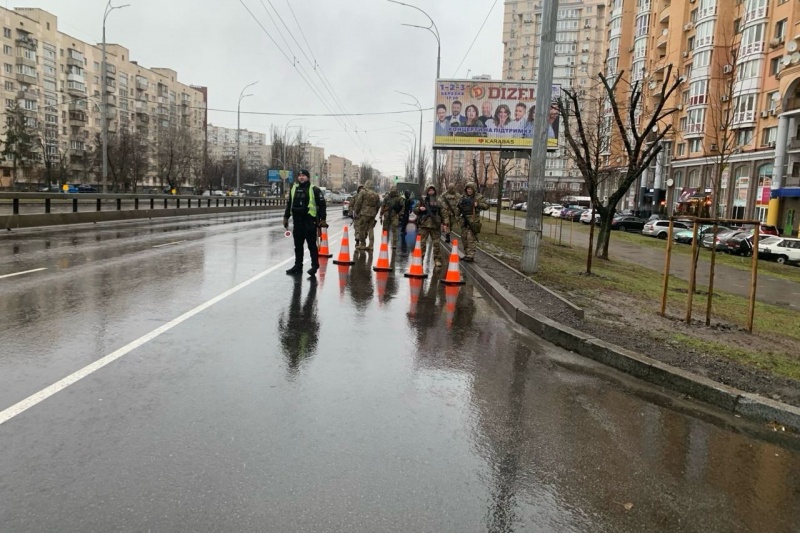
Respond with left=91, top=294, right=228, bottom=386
left=0, top=213, right=798, bottom=532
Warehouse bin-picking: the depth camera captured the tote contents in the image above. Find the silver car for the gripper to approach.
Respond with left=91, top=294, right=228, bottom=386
left=641, top=220, right=689, bottom=239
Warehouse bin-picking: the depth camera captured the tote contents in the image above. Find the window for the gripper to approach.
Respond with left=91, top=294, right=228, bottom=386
left=680, top=117, right=688, bottom=130
left=674, top=170, right=684, bottom=188
left=689, top=139, right=703, bottom=153
left=688, top=80, right=708, bottom=105
left=676, top=143, right=686, bottom=156
left=688, top=168, right=701, bottom=187
left=94, top=61, right=100, bottom=71
left=3, top=81, right=12, bottom=91
left=691, top=9, right=698, bottom=23
left=5, top=98, right=13, bottom=109
left=22, top=99, right=37, bottom=111
left=737, top=59, right=763, bottom=80
left=693, top=50, right=712, bottom=68
left=687, top=36, right=695, bottom=51
left=736, top=129, right=753, bottom=147
left=3, top=63, right=10, bottom=74
left=762, top=127, right=777, bottom=145
left=766, top=91, right=779, bottom=111
left=3, top=45, right=11, bottom=55
left=2, top=28, right=10, bottom=38
left=775, top=19, right=787, bottom=40
left=770, top=57, right=781, bottom=76
left=16, top=64, right=36, bottom=77
left=733, top=18, right=741, bottom=34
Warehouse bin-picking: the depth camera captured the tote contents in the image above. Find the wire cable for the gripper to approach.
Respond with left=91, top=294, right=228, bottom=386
left=451, top=0, right=499, bottom=77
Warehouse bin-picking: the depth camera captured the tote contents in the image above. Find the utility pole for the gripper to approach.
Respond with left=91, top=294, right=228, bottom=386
left=520, top=0, right=559, bottom=274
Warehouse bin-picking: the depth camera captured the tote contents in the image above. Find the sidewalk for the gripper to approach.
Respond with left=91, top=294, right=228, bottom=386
left=484, top=210, right=800, bottom=311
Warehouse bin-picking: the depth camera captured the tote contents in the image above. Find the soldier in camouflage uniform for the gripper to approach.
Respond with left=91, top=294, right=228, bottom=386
left=353, top=180, right=380, bottom=251
left=351, top=184, right=365, bottom=248
left=380, top=186, right=405, bottom=249
left=414, top=183, right=449, bottom=269
left=456, top=182, right=488, bottom=262
left=440, top=183, right=462, bottom=244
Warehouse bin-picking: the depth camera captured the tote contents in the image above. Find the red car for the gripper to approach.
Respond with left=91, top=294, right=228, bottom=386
left=759, top=224, right=779, bottom=236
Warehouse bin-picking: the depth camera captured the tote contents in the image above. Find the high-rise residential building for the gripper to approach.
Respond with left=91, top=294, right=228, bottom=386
left=299, top=142, right=325, bottom=183
left=502, top=0, right=607, bottom=195
left=0, top=6, right=207, bottom=190
left=326, top=154, right=352, bottom=191
left=207, top=124, right=270, bottom=172
left=596, top=0, right=799, bottom=235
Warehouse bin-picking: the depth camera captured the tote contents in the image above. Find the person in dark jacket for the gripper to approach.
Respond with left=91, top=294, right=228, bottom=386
left=283, top=169, right=327, bottom=276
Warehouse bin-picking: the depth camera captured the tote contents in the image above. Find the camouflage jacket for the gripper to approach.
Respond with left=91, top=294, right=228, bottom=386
left=354, top=188, right=381, bottom=218
left=457, top=192, right=489, bottom=223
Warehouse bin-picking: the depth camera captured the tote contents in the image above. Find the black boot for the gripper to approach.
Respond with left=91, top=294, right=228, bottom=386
left=307, top=265, right=318, bottom=276
left=445, top=233, right=451, bottom=244
left=286, top=265, right=303, bottom=275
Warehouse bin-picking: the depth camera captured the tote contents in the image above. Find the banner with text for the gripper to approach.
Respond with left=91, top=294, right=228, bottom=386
left=433, top=79, right=561, bottom=151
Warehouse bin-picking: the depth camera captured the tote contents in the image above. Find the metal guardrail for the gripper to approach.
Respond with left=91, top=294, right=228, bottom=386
left=0, top=192, right=286, bottom=230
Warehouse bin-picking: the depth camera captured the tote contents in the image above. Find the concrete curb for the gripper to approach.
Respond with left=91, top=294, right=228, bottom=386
left=458, top=249, right=800, bottom=432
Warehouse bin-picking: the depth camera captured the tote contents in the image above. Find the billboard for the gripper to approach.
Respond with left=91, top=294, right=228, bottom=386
left=433, top=79, right=561, bottom=150
left=267, top=169, right=294, bottom=183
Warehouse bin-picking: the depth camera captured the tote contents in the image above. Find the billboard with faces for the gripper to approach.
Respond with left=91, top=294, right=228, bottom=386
left=433, top=79, right=560, bottom=151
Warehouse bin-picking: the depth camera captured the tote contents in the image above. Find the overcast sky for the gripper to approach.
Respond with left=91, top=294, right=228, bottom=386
left=27, top=0, right=504, bottom=177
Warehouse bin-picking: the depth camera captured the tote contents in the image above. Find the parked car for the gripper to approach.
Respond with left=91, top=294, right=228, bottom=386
left=724, top=233, right=771, bottom=257
left=511, top=202, right=526, bottom=210
left=77, top=185, right=98, bottom=193
left=611, top=216, right=646, bottom=232
left=701, top=228, right=741, bottom=249
left=579, top=210, right=600, bottom=224
left=544, top=204, right=563, bottom=216
left=642, top=220, right=690, bottom=239
left=342, top=199, right=351, bottom=218
left=759, top=224, right=780, bottom=236
left=758, top=236, right=800, bottom=264
left=561, top=208, right=586, bottom=222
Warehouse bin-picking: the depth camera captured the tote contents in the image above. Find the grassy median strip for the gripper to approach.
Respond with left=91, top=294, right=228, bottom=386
left=498, top=209, right=800, bottom=284
left=479, top=221, right=800, bottom=382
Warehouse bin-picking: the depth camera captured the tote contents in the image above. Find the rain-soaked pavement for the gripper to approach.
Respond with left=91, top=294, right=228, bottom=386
left=1, top=211, right=799, bottom=532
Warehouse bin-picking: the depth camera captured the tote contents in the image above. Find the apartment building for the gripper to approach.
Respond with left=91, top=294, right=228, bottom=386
left=207, top=124, right=270, bottom=172
left=0, top=7, right=207, bottom=190
left=299, top=142, right=325, bottom=183
left=598, top=0, right=798, bottom=234
left=502, top=0, right=607, bottom=195
left=326, top=154, right=352, bottom=191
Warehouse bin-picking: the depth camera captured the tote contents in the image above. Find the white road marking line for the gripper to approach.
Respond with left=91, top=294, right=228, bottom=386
left=152, top=240, right=188, bottom=248
left=0, top=267, right=47, bottom=280
left=0, top=256, right=296, bottom=427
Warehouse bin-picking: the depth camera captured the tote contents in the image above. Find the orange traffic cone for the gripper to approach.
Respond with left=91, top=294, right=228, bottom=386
left=373, top=230, right=392, bottom=272
left=376, top=271, right=389, bottom=306
left=443, top=284, right=460, bottom=328
left=408, top=277, right=423, bottom=317
left=441, top=239, right=466, bottom=286
left=333, top=225, right=355, bottom=265
left=318, top=227, right=333, bottom=258
left=404, top=234, right=428, bottom=279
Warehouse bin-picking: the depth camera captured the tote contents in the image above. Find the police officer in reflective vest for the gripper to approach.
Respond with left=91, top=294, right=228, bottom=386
left=283, top=169, right=327, bottom=276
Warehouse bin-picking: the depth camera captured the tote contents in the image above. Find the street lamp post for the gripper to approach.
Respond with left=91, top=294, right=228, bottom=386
left=396, top=91, right=424, bottom=188
left=102, top=1, right=130, bottom=194
left=236, top=81, right=258, bottom=194
left=388, top=1, right=440, bottom=184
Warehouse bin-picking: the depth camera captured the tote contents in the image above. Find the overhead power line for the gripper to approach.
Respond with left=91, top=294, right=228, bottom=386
left=452, top=0, right=499, bottom=77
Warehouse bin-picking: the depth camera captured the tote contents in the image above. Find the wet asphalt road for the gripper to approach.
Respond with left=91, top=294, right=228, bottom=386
left=1, top=212, right=799, bottom=532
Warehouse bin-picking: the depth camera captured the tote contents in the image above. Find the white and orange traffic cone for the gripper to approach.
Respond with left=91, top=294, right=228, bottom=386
left=376, top=271, right=389, bottom=306
left=404, top=234, right=428, bottom=279
left=440, top=239, right=466, bottom=286
left=333, top=225, right=355, bottom=266
left=373, top=230, right=392, bottom=272
left=337, top=263, right=349, bottom=298
left=318, top=227, right=333, bottom=258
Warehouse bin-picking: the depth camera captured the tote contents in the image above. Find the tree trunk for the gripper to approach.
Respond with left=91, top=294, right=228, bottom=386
left=595, top=207, right=616, bottom=259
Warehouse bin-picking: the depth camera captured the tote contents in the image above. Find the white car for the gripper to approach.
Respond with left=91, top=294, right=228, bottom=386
left=545, top=205, right=563, bottom=216
left=579, top=210, right=600, bottom=224
left=758, top=236, right=800, bottom=264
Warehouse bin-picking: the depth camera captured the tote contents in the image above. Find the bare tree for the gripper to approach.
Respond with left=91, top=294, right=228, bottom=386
left=1, top=104, right=39, bottom=188
left=561, top=67, right=683, bottom=259
left=155, top=123, right=198, bottom=192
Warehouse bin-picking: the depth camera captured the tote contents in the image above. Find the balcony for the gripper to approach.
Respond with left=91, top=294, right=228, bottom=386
left=732, top=110, right=756, bottom=126
left=739, top=41, right=765, bottom=57
left=16, top=72, right=38, bottom=85
left=106, top=64, right=117, bottom=76
left=157, top=106, right=169, bottom=116
left=15, top=55, right=36, bottom=68
left=657, top=31, right=668, bottom=49
left=744, top=6, right=767, bottom=24
left=134, top=101, right=148, bottom=114
left=68, top=112, right=87, bottom=127
left=135, top=79, right=148, bottom=91
left=16, top=88, right=38, bottom=101
left=697, top=6, right=717, bottom=21
left=684, top=123, right=705, bottom=136
left=66, top=56, right=83, bottom=68
left=659, top=5, right=670, bottom=24
left=15, top=35, right=38, bottom=50
left=66, top=84, right=86, bottom=97
left=137, top=114, right=150, bottom=125
left=107, top=94, right=117, bottom=107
